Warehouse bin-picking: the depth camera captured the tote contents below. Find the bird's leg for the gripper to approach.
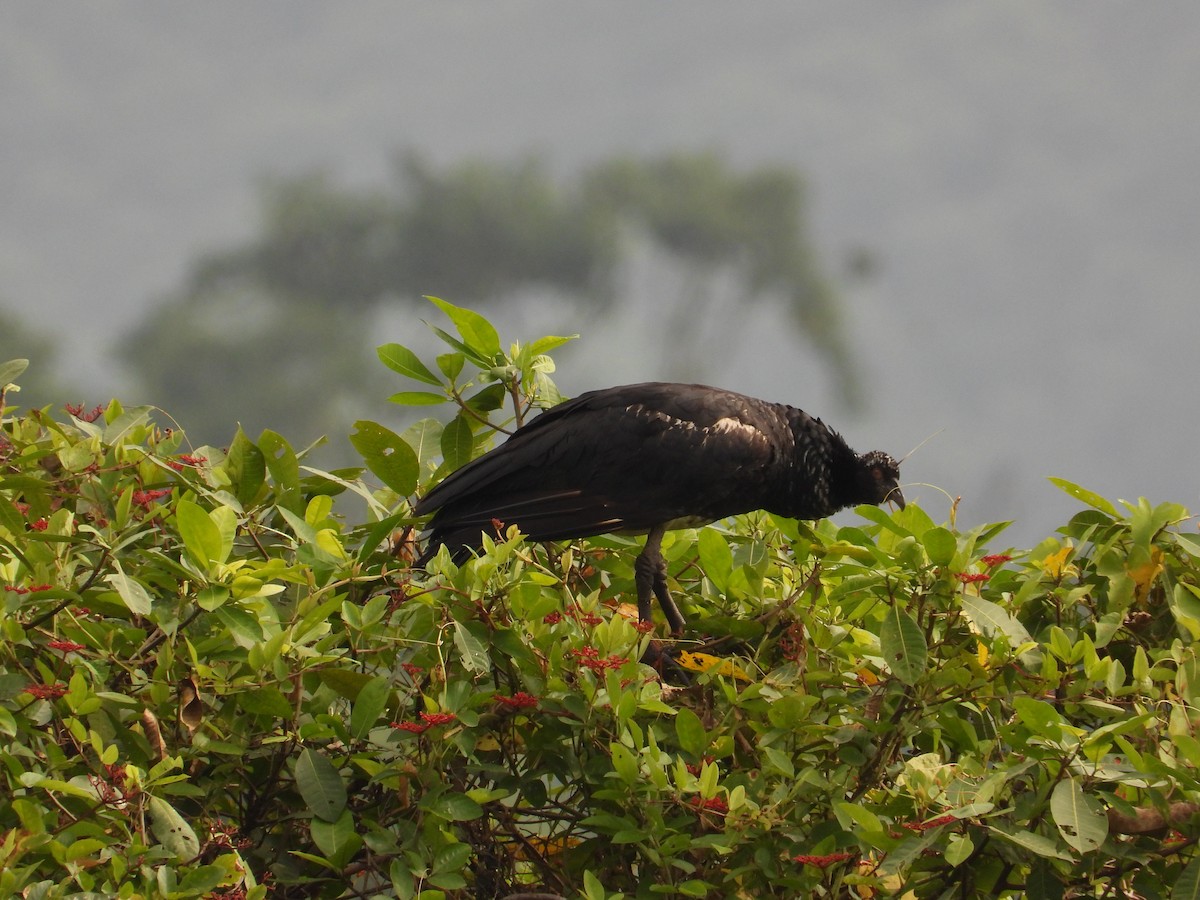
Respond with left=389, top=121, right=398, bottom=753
left=635, top=525, right=686, bottom=635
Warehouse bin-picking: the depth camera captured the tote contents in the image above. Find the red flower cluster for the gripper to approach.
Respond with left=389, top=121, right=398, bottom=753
left=48, top=639, right=86, bottom=652
left=400, top=662, right=423, bottom=678
left=5, top=583, right=54, bottom=594
left=167, top=454, right=208, bottom=471
left=955, top=572, right=990, bottom=584
left=690, top=796, right=728, bottom=814
left=30, top=518, right=48, bottom=532
left=132, top=488, right=172, bottom=508
left=390, top=711, right=458, bottom=734
left=495, top=691, right=539, bottom=710
left=543, top=612, right=564, bottom=625
left=207, top=821, right=253, bottom=852
left=793, top=851, right=854, bottom=868
left=24, top=683, right=68, bottom=700
left=980, top=554, right=1013, bottom=567
left=570, top=646, right=629, bottom=673
left=65, top=402, right=105, bottom=423
left=903, top=814, right=956, bottom=832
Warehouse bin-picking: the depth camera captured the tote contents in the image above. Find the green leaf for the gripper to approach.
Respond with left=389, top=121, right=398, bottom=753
left=350, top=676, right=391, bottom=739
left=429, top=325, right=483, bottom=365
left=224, top=427, right=266, bottom=508
left=583, top=870, right=606, bottom=900
left=961, top=594, right=1036, bottom=657
left=319, top=668, right=374, bottom=701
left=237, top=687, right=293, bottom=719
left=436, top=352, right=466, bottom=381
left=1172, top=583, right=1200, bottom=641
left=675, top=708, right=707, bottom=758
left=295, top=749, right=347, bottom=822
left=432, top=842, right=472, bottom=874
left=697, top=528, right=733, bottom=593
left=1048, top=477, right=1118, bottom=517
left=402, top=417, right=444, bottom=470
left=944, top=833, right=974, bottom=867
left=350, top=420, right=420, bottom=496
left=923, top=526, right=957, bottom=566
left=440, top=413, right=475, bottom=471
left=176, top=865, right=226, bottom=896
left=990, top=827, right=1072, bottom=861
left=463, top=383, right=507, bottom=415
left=427, top=296, right=501, bottom=360
left=767, top=694, right=817, bottom=730
left=880, top=605, right=927, bottom=685
left=1173, top=855, right=1200, bottom=900
left=0, top=358, right=30, bottom=386
left=527, top=334, right=579, bottom=357
left=386, top=391, right=448, bottom=406
left=148, top=796, right=200, bottom=861
left=1026, top=859, right=1066, bottom=900
left=259, top=429, right=302, bottom=514
left=377, top=343, right=442, bottom=386
left=454, top=621, right=490, bottom=674
left=176, top=499, right=224, bottom=571
left=429, top=792, right=484, bottom=822
left=833, top=800, right=884, bottom=835
left=64, top=838, right=108, bottom=862
left=610, top=742, right=640, bottom=784
left=1050, top=777, right=1107, bottom=853
left=214, top=604, right=264, bottom=647
left=310, top=809, right=362, bottom=869
left=105, top=563, right=153, bottom=616
left=1013, top=696, right=1068, bottom=741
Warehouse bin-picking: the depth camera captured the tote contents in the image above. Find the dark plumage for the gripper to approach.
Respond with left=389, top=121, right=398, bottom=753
left=415, top=382, right=903, bottom=633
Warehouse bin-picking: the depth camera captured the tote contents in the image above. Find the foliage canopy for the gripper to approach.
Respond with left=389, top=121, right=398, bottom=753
left=3, top=302, right=1200, bottom=898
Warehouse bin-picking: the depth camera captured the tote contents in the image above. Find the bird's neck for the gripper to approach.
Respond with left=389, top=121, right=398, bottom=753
left=778, top=409, right=859, bottom=519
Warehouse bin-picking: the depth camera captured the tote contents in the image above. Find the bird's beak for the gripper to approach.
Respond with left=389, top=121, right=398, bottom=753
left=888, top=485, right=906, bottom=510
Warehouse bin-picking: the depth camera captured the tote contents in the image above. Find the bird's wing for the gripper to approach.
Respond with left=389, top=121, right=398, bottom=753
left=416, top=382, right=788, bottom=544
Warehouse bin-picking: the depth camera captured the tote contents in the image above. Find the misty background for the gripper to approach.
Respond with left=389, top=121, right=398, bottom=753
left=3, top=3, right=1199, bottom=548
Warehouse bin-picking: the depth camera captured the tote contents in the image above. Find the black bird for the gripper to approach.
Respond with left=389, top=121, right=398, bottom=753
left=414, top=382, right=903, bottom=633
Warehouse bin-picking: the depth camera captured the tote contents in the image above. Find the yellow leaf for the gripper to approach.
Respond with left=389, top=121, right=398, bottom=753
left=976, top=640, right=989, bottom=668
left=178, top=677, right=203, bottom=736
left=1038, top=544, right=1075, bottom=580
left=856, top=667, right=880, bottom=686
left=509, top=833, right=582, bottom=860
left=1128, top=547, right=1164, bottom=603
left=611, top=602, right=641, bottom=621
left=678, top=651, right=754, bottom=683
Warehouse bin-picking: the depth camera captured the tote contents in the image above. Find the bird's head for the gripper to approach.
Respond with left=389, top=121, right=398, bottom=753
left=857, top=450, right=905, bottom=510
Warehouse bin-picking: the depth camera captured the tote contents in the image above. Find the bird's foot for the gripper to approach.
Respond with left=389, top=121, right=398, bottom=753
left=634, top=551, right=686, bottom=635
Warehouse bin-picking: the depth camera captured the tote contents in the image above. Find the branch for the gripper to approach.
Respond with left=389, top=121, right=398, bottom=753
left=1107, top=801, right=1200, bottom=835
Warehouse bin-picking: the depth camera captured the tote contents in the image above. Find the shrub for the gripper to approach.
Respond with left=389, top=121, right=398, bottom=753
left=1, top=305, right=1199, bottom=899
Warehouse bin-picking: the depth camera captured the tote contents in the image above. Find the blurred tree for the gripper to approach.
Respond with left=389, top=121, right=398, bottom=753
left=120, top=151, right=855, bottom=449
left=583, top=154, right=850, bottom=395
